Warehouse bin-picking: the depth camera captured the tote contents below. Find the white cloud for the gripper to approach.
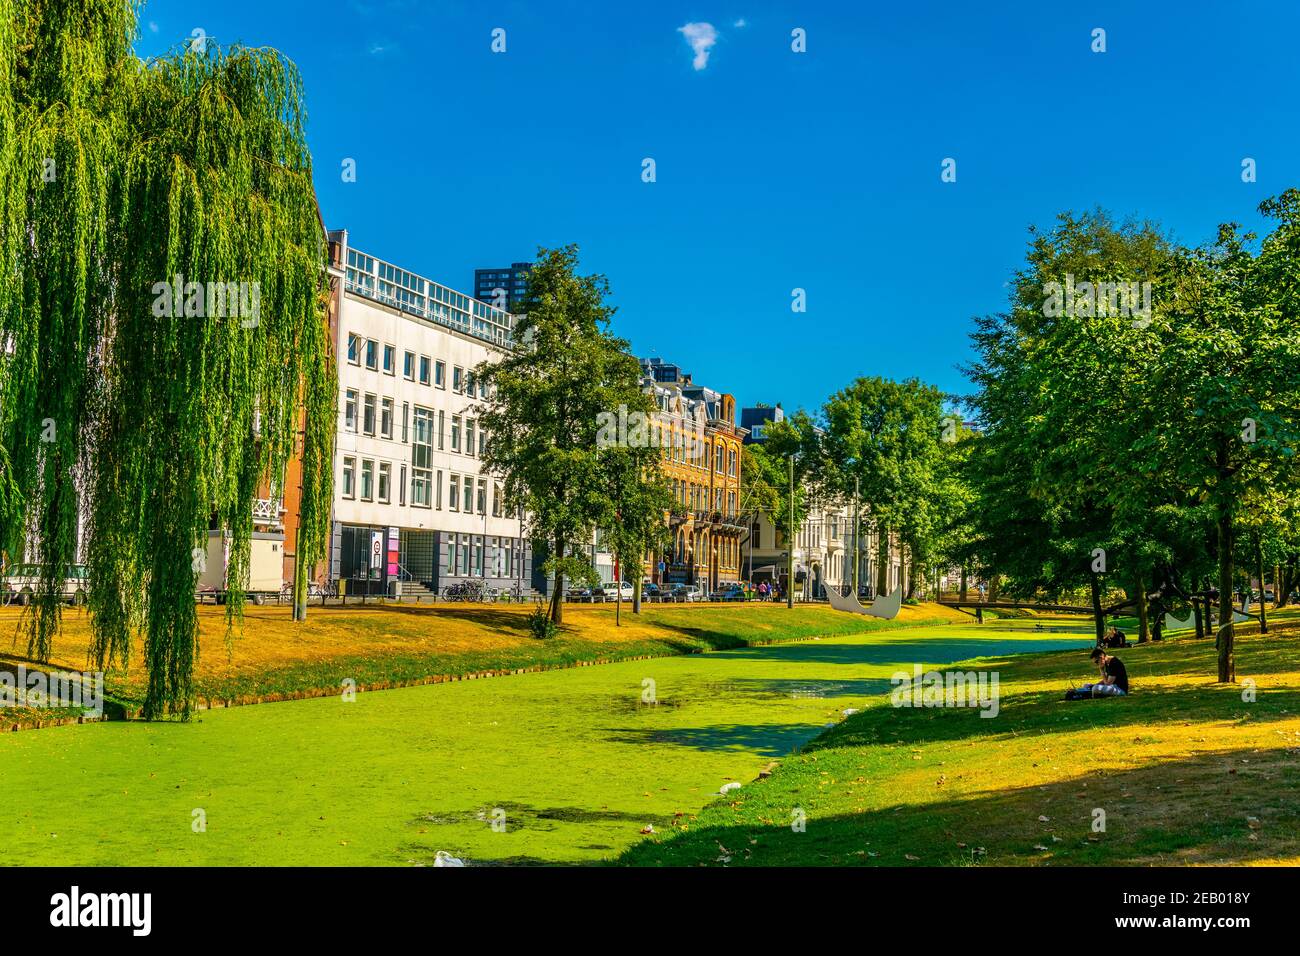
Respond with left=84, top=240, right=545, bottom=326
left=148, top=21, right=159, bottom=33
left=677, top=22, right=718, bottom=71
left=734, top=18, right=747, bottom=28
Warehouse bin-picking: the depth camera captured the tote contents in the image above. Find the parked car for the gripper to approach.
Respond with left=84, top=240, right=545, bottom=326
left=1, top=564, right=89, bottom=606
left=642, top=582, right=664, bottom=602
left=596, top=582, right=635, bottom=602
left=565, top=586, right=595, bottom=602
left=710, top=584, right=747, bottom=601
left=671, top=584, right=704, bottom=602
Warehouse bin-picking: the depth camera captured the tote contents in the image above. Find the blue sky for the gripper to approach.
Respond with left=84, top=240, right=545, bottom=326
left=139, top=0, right=1300, bottom=416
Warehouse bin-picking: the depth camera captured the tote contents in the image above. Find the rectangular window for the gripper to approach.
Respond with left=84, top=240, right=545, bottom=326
left=463, top=476, right=473, bottom=515
left=465, top=370, right=476, bottom=397
left=399, top=464, right=407, bottom=506
left=435, top=361, right=446, bottom=388
left=382, top=344, right=395, bottom=375
left=474, top=537, right=484, bottom=576
left=419, top=355, right=431, bottom=386
left=342, top=457, right=356, bottom=498
left=412, top=407, right=433, bottom=469
left=437, top=410, right=445, bottom=450
left=465, top=418, right=475, bottom=457
left=449, top=473, right=460, bottom=511
left=446, top=537, right=456, bottom=574
left=380, top=398, right=394, bottom=439
left=363, top=394, right=377, bottom=435
left=360, top=459, right=374, bottom=501
left=460, top=535, right=470, bottom=575
left=453, top=366, right=463, bottom=393
left=378, top=462, right=391, bottom=503
left=492, top=483, right=502, bottom=517
left=476, top=479, right=487, bottom=515
left=451, top=415, right=461, bottom=453
left=435, top=469, right=443, bottom=509
left=347, top=334, right=360, bottom=365
left=401, top=402, right=409, bottom=443
left=715, top=444, right=724, bottom=472
left=403, top=351, right=415, bottom=380
left=478, top=428, right=487, bottom=458
left=365, top=339, right=378, bottom=371
left=411, top=469, right=431, bottom=507
left=345, top=389, right=358, bottom=432
left=503, top=538, right=513, bottom=578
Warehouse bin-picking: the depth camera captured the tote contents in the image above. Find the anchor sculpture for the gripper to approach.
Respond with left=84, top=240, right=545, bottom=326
left=1163, top=595, right=1251, bottom=632
left=823, top=582, right=904, bottom=620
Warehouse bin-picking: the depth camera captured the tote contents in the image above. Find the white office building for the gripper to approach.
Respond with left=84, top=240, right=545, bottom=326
left=327, top=230, right=531, bottom=597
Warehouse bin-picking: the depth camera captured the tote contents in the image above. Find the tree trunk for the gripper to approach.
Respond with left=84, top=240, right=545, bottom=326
left=632, top=576, right=642, bottom=614
left=905, top=549, right=918, bottom=600
left=1089, top=571, right=1105, bottom=645
left=959, top=564, right=967, bottom=602
left=1135, top=573, right=1149, bottom=644
left=1275, top=563, right=1283, bottom=610
left=1193, top=595, right=1204, bottom=640
left=876, top=526, right=889, bottom=597
left=1216, top=507, right=1234, bottom=682
left=1255, top=534, right=1268, bottom=635
left=292, top=523, right=308, bottom=622
left=550, top=536, right=565, bottom=625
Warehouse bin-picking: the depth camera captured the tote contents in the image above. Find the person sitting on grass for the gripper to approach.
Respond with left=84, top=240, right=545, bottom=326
left=1081, top=646, right=1129, bottom=697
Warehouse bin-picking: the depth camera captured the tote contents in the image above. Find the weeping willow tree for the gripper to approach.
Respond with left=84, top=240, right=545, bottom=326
left=0, top=1, right=336, bottom=718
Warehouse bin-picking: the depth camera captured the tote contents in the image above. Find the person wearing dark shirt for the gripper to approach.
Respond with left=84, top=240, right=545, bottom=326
left=1086, top=647, right=1129, bottom=696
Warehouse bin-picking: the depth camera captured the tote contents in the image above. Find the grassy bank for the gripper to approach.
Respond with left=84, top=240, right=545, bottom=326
left=0, top=601, right=968, bottom=716
left=618, top=628, right=1300, bottom=866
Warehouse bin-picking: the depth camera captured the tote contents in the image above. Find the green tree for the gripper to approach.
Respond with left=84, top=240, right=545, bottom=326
left=0, top=4, right=334, bottom=718
left=477, top=245, right=638, bottom=625
left=820, top=377, right=946, bottom=597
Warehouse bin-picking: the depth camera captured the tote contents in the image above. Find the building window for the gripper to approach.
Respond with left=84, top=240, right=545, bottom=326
left=463, top=476, right=473, bottom=515
left=478, top=428, right=487, bottom=458
left=435, top=361, right=446, bottom=388
left=363, top=393, right=377, bottom=435
left=412, top=407, right=433, bottom=468
left=342, top=457, right=356, bottom=498
left=380, top=398, right=394, bottom=439
left=399, top=465, right=406, bottom=506
left=403, top=351, right=415, bottom=380
left=360, top=460, right=374, bottom=501
left=347, top=334, right=360, bottom=365
left=451, top=415, right=461, bottom=453
left=382, top=344, right=395, bottom=375
left=437, top=410, right=445, bottom=450
left=378, top=462, right=391, bottom=503
left=453, top=366, right=463, bottom=393
left=401, top=402, right=409, bottom=443
left=465, top=418, right=475, bottom=457
left=449, top=473, right=460, bottom=511
left=476, top=478, right=487, bottom=515
left=419, top=355, right=431, bottom=386
left=492, top=483, right=502, bottom=517
left=465, top=370, right=476, bottom=397
left=344, top=389, right=358, bottom=432
left=715, top=444, right=724, bottom=473
left=411, top=469, right=431, bottom=508
left=435, top=469, right=443, bottom=509
left=365, top=339, right=378, bottom=371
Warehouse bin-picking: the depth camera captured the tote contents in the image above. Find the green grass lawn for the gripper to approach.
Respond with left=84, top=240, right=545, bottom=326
left=0, top=601, right=966, bottom=716
left=0, top=622, right=1086, bottom=865
left=619, top=624, right=1300, bottom=866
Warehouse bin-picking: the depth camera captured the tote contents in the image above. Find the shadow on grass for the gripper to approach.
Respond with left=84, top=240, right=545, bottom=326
left=617, top=746, right=1300, bottom=867
left=603, top=720, right=831, bottom=757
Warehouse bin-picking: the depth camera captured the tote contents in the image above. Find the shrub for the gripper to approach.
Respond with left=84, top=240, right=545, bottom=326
left=528, top=605, right=558, bottom=640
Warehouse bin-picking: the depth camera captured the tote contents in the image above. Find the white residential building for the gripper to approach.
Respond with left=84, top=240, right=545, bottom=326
left=326, top=230, right=531, bottom=597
